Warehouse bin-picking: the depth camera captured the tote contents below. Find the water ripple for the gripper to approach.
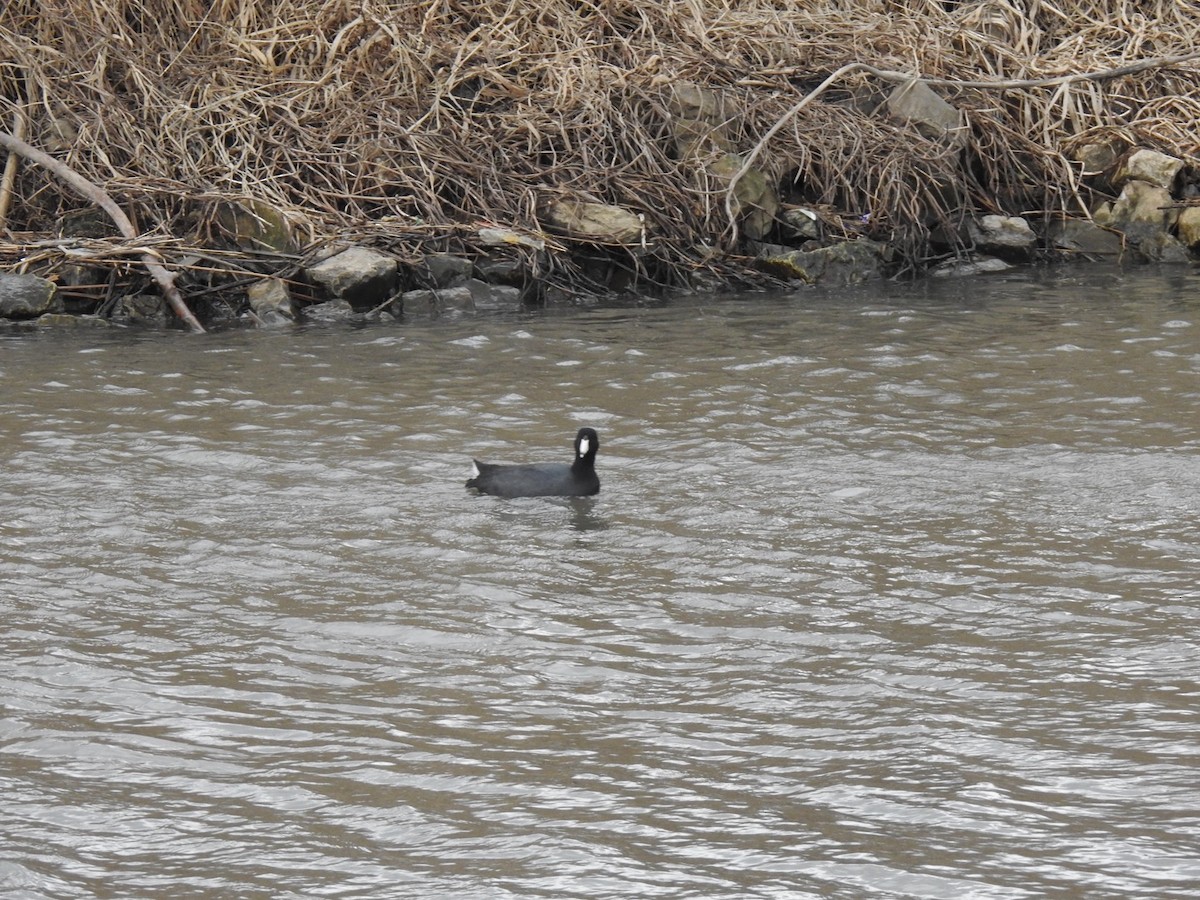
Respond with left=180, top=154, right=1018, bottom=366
left=2, top=269, right=1199, bottom=898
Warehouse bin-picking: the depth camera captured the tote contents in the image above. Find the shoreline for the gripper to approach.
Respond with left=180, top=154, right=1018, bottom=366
left=2, top=2, right=1198, bottom=330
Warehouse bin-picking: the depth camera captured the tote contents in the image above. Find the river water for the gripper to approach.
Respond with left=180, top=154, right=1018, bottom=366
left=2, top=266, right=1198, bottom=899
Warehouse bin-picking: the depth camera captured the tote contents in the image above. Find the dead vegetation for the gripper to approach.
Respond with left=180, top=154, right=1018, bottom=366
left=2, top=0, right=1199, bottom=304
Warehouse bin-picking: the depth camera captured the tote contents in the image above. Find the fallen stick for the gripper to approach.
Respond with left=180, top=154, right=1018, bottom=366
left=0, top=129, right=205, bottom=333
left=0, top=105, right=24, bottom=227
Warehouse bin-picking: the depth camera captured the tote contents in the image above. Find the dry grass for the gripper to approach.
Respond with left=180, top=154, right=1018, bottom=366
left=2, top=0, right=1199, bottom=293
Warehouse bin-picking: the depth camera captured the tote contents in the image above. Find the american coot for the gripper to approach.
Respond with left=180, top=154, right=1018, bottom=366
left=466, top=427, right=600, bottom=498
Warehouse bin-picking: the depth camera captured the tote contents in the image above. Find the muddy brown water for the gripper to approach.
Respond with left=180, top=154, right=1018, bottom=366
left=2, top=266, right=1199, bottom=899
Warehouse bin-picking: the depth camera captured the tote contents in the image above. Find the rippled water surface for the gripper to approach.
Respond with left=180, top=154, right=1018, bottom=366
left=3, top=267, right=1199, bottom=899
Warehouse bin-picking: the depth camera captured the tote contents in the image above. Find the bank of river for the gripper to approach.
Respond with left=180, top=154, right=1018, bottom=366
left=2, top=265, right=1199, bottom=898
left=4, top=3, right=1200, bottom=330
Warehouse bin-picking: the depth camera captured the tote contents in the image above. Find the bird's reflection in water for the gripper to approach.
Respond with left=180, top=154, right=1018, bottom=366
left=565, top=497, right=607, bottom=532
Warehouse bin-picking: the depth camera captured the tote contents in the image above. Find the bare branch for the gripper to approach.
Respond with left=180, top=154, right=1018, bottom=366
left=0, top=130, right=205, bottom=333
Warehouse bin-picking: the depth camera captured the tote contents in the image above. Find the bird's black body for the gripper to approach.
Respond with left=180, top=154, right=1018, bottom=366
left=466, top=428, right=600, bottom=498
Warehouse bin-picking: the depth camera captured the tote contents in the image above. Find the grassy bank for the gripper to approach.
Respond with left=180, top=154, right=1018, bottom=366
left=2, top=1, right=1199, bottom=308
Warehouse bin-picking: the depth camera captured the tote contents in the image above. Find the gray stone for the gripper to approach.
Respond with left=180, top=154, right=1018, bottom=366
left=1135, top=232, right=1191, bottom=263
left=247, top=276, right=297, bottom=325
left=400, top=286, right=474, bottom=317
left=780, top=206, right=822, bottom=241
left=1112, top=149, right=1184, bottom=191
left=1046, top=219, right=1125, bottom=257
left=1102, top=180, right=1173, bottom=244
left=757, top=239, right=889, bottom=284
left=302, top=299, right=357, bottom=323
left=968, top=214, right=1036, bottom=256
left=420, top=253, right=474, bottom=288
left=215, top=200, right=298, bottom=253
left=931, top=256, right=1014, bottom=278
left=545, top=198, right=646, bottom=245
left=476, top=226, right=545, bottom=251
left=1175, top=206, right=1200, bottom=248
left=467, top=279, right=522, bottom=311
left=1074, top=140, right=1123, bottom=177
left=667, top=82, right=726, bottom=122
left=305, top=246, right=397, bottom=309
left=0, top=273, right=58, bottom=319
left=398, top=290, right=436, bottom=317
left=886, top=80, right=966, bottom=145
left=709, top=153, right=779, bottom=240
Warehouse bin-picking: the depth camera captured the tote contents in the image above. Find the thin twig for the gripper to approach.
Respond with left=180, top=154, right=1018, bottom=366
left=0, top=100, right=25, bottom=228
